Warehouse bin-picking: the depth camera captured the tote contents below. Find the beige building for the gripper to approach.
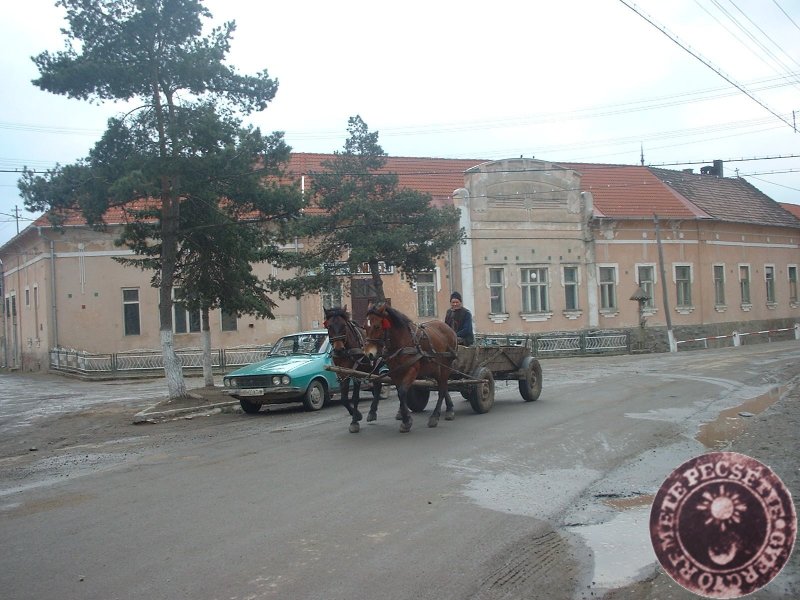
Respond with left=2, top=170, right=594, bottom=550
left=2, top=154, right=798, bottom=372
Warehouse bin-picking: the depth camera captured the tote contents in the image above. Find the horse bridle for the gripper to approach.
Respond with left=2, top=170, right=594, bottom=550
left=328, top=315, right=370, bottom=362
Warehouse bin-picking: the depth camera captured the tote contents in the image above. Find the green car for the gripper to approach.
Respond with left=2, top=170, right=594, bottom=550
left=223, top=331, right=341, bottom=413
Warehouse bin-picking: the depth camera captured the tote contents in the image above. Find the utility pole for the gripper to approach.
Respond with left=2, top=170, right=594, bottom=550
left=654, top=214, right=677, bottom=352
left=14, top=205, right=20, bottom=235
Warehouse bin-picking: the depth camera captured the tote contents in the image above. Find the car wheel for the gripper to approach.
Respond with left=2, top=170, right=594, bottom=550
left=302, top=380, right=327, bottom=411
left=238, top=397, right=262, bottom=414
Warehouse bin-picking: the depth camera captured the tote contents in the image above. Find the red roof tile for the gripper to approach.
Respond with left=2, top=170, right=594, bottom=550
left=780, top=202, right=800, bottom=220
left=25, top=155, right=799, bottom=233
left=560, top=163, right=710, bottom=220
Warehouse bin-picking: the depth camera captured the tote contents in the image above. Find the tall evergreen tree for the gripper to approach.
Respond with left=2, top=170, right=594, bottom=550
left=274, top=116, right=465, bottom=304
left=19, top=0, right=299, bottom=398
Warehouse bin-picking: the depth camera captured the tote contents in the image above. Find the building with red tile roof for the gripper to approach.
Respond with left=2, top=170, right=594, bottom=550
left=2, top=154, right=798, bottom=371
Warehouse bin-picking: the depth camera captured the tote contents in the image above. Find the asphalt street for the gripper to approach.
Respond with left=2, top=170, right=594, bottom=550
left=0, top=341, right=798, bottom=600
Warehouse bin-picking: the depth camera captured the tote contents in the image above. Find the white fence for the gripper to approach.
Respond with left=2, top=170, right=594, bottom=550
left=49, top=345, right=272, bottom=377
left=675, top=324, right=800, bottom=350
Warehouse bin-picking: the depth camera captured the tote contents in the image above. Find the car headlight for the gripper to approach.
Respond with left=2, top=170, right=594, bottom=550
left=272, top=375, right=291, bottom=386
left=223, top=377, right=236, bottom=388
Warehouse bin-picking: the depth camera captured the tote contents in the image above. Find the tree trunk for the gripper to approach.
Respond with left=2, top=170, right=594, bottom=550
left=369, top=260, right=386, bottom=303
left=201, top=307, right=214, bottom=387
left=153, top=82, right=187, bottom=399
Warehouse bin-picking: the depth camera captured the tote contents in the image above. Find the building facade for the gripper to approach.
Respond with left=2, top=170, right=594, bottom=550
left=2, top=154, right=798, bottom=371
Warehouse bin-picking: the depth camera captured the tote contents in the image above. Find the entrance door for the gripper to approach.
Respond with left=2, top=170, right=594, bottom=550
left=350, top=279, right=389, bottom=325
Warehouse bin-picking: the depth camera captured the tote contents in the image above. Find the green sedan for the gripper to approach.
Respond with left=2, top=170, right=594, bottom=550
left=223, top=331, right=341, bottom=413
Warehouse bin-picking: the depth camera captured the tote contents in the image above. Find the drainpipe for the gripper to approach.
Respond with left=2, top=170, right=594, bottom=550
left=453, top=188, right=475, bottom=335
left=50, top=240, right=59, bottom=349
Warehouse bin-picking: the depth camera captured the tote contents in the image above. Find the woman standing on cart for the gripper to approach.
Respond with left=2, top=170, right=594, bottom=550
left=445, top=291, right=474, bottom=346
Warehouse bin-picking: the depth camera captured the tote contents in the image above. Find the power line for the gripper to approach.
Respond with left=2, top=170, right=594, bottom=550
left=618, top=0, right=797, bottom=131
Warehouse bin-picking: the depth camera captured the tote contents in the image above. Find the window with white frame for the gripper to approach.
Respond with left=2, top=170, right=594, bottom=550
left=563, top=266, right=579, bottom=310
left=489, top=267, right=506, bottom=314
left=25, top=288, right=30, bottom=308
left=765, top=265, right=776, bottom=304
left=739, top=265, right=751, bottom=304
left=123, top=288, right=141, bottom=336
left=598, top=266, right=617, bottom=310
left=636, top=265, right=655, bottom=309
left=789, top=266, right=798, bottom=303
left=416, top=273, right=436, bottom=318
left=713, top=264, right=725, bottom=306
left=322, top=283, right=343, bottom=310
left=173, top=287, right=201, bottom=333
left=675, top=265, right=692, bottom=307
left=521, top=267, right=549, bottom=313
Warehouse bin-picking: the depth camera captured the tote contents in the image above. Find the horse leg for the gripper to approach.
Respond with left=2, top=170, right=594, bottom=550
left=367, top=381, right=380, bottom=422
left=444, top=389, right=455, bottom=420
left=339, top=377, right=362, bottom=433
left=396, top=384, right=413, bottom=433
left=428, top=389, right=446, bottom=428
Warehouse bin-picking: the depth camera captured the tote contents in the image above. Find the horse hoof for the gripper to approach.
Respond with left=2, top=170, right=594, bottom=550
left=395, top=411, right=403, bottom=420
left=367, top=411, right=377, bottom=422
left=444, top=410, right=455, bottom=421
left=399, top=422, right=412, bottom=433
left=349, top=422, right=360, bottom=433
left=428, top=416, right=439, bottom=428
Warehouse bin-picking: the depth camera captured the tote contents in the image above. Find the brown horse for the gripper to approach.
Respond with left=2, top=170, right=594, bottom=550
left=363, top=302, right=458, bottom=433
left=324, top=307, right=384, bottom=433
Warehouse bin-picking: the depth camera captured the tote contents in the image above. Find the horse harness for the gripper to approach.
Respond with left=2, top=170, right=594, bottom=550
left=367, top=319, right=456, bottom=377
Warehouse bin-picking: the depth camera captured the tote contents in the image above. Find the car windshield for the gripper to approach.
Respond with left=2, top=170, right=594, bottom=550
left=270, top=333, right=327, bottom=355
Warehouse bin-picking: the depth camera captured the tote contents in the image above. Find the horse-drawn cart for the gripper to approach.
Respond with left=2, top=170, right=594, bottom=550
left=327, top=341, right=542, bottom=415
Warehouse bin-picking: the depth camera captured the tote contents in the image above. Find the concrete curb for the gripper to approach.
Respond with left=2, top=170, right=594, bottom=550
left=133, top=399, right=240, bottom=424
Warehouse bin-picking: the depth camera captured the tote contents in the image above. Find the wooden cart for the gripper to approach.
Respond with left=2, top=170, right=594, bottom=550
left=327, top=342, right=542, bottom=415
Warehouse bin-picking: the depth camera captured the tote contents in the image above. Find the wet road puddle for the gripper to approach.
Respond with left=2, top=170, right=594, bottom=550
left=695, top=386, right=782, bottom=449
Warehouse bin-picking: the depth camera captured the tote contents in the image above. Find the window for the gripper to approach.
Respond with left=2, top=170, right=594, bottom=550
left=221, top=309, right=238, bottom=332
left=637, top=265, right=655, bottom=309
left=765, top=266, right=776, bottom=303
left=739, top=265, right=751, bottom=304
left=416, top=273, right=436, bottom=318
left=173, top=287, right=201, bottom=334
left=789, top=266, right=798, bottom=303
left=123, top=288, right=141, bottom=336
left=322, top=284, right=343, bottom=310
left=25, top=288, right=30, bottom=307
left=598, top=266, right=617, bottom=310
left=489, top=268, right=506, bottom=314
left=33, top=285, right=39, bottom=310
left=521, top=267, right=549, bottom=313
left=675, top=265, right=692, bottom=307
left=563, top=266, right=579, bottom=310
left=713, top=265, right=725, bottom=306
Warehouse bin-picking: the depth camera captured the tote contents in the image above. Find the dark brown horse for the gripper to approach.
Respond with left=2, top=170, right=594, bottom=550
left=324, top=307, right=384, bottom=433
left=363, top=302, right=458, bottom=433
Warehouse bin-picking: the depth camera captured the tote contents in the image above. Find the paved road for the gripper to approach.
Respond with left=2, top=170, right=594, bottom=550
left=1, top=342, right=798, bottom=600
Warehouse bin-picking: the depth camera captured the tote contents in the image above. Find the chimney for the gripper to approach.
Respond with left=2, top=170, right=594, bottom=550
left=700, top=160, right=723, bottom=177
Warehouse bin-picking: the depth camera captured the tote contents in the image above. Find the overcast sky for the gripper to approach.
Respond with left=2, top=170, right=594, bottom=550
left=1, top=0, right=798, bottom=246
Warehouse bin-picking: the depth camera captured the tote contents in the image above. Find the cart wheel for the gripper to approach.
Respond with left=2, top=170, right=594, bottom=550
left=467, top=366, right=495, bottom=414
left=518, top=356, right=542, bottom=402
left=406, top=387, right=430, bottom=413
